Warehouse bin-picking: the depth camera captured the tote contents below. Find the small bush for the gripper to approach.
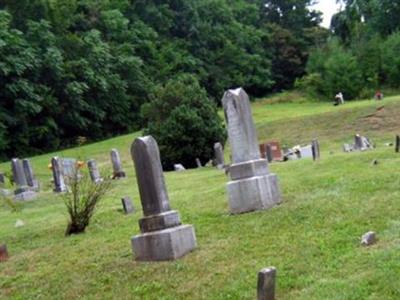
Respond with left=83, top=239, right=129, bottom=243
left=142, top=74, right=226, bottom=170
left=63, top=168, right=112, bottom=236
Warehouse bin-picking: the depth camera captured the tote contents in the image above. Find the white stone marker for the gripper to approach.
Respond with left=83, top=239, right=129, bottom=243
left=222, top=88, right=281, bottom=214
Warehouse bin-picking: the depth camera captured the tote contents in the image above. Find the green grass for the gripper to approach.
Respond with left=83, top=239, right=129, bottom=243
left=1, top=96, right=400, bottom=299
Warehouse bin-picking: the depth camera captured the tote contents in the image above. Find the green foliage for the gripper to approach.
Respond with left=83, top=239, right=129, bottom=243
left=381, top=33, right=400, bottom=87
left=142, top=75, right=226, bottom=170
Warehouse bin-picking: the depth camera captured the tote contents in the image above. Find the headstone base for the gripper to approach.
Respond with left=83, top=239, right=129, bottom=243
left=53, top=186, right=67, bottom=193
left=132, top=225, right=197, bottom=261
left=14, top=191, right=37, bottom=201
left=227, top=173, right=281, bottom=214
left=112, top=171, right=126, bottom=179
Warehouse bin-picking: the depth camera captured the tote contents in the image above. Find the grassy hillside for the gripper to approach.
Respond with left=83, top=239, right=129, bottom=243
left=1, top=96, right=400, bottom=299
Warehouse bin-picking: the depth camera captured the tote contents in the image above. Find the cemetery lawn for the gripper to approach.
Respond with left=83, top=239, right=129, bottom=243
left=2, top=96, right=400, bottom=299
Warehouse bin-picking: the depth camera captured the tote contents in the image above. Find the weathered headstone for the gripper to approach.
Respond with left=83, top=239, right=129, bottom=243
left=0, top=244, right=8, bottom=262
left=87, top=159, right=103, bottom=183
left=110, top=149, right=126, bottom=179
left=395, top=135, right=400, bottom=153
left=222, top=88, right=281, bottom=214
left=361, top=231, right=376, bottom=246
left=267, top=141, right=283, bottom=161
left=343, top=143, right=353, bottom=152
left=62, top=158, right=77, bottom=179
left=22, top=159, right=39, bottom=191
left=51, top=157, right=67, bottom=193
left=265, top=144, right=273, bottom=163
left=174, top=164, right=186, bottom=172
left=131, top=136, right=197, bottom=261
left=257, top=267, right=276, bottom=300
left=11, top=159, right=36, bottom=200
left=121, top=196, right=134, bottom=214
left=195, top=158, right=202, bottom=168
left=213, top=142, right=225, bottom=169
left=311, top=139, right=320, bottom=161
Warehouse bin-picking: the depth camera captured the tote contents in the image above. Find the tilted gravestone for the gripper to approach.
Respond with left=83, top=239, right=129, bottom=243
left=257, top=267, right=277, bottom=300
left=110, top=149, right=126, bottom=179
left=22, top=159, right=39, bottom=191
left=311, top=139, right=320, bottom=161
left=131, top=136, right=197, bottom=261
left=213, top=142, right=225, bottom=169
left=121, top=196, right=134, bottom=214
left=195, top=158, right=202, bottom=168
left=51, top=157, right=67, bottom=193
left=87, top=159, right=103, bottom=184
left=222, top=88, right=281, bottom=214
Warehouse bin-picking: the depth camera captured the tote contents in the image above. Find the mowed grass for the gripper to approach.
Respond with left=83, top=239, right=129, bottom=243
left=1, top=96, right=400, bottom=299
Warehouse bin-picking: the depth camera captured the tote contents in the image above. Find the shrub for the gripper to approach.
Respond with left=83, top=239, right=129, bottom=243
left=382, top=32, right=400, bottom=86
left=142, top=74, right=226, bottom=170
left=63, top=168, right=112, bottom=236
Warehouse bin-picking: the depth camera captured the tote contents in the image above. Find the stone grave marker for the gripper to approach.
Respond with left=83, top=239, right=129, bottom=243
left=51, top=157, right=67, bottom=193
left=222, top=88, right=281, bottom=214
left=87, top=159, right=103, bottom=183
left=22, top=159, right=39, bottom=191
left=213, top=142, right=225, bottom=169
left=311, top=139, right=320, bottom=161
left=62, top=158, right=77, bottom=179
left=130, top=136, right=197, bottom=261
left=11, top=159, right=36, bottom=201
left=110, top=149, right=126, bottom=179
left=257, top=267, right=276, bottom=300
left=195, top=158, right=202, bottom=168
left=121, top=196, right=134, bottom=214
left=396, top=135, right=400, bottom=153
left=174, top=164, right=186, bottom=172
left=361, top=231, right=376, bottom=246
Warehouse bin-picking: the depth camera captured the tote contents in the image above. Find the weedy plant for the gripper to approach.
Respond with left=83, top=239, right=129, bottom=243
left=63, top=164, right=112, bottom=236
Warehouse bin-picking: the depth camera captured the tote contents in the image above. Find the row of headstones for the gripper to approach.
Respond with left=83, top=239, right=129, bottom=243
left=260, top=140, right=321, bottom=162
left=51, top=149, right=126, bottom=193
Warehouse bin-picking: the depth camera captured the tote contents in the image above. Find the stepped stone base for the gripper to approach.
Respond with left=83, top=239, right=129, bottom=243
left=14, top=191, right=37, bottom=201
left=132, top=225, right=197, bottom=261
left=227, top=172, right=281, bottom=214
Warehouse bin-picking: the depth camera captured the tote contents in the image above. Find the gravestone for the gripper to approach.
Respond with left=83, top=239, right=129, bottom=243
left=265, top=144, right=273, bottom=163
left=354, top=134, right=372, bottom=151
left=121, top=196, right=134, bottom=214
left=311, top=139, right=320, bottom=161
left=22, top=159, right=39, bottom=191
left=110, top=149, right=126, bottom=179
left=299, top=145, right=313, bottom=159
left=0, top=244, right=8, bottom=262
left=62, top=158, right=77, bottom=179
left=259, top=144, right=267, bottom=159
left=51, top=157, right=67, bottom=193
left=257, top=267, right=276, bottom=300
left=131, top=136, right=197, bottom=261
left=266, top=141, right=283, bottom=161
left=87, top=159, right=103, bottom=183
left=195, top=158, right=202, bottom=168
left=222, top=88, right=281, bottom=214
left=361, top=231, right=376, bottom=246
left=11, top=159, right=37, bottom=200
left=343, top=143, right=353, bottom=152
left=213, top=142, right=225, bottom=169
left=174, top=164, right=186, bottom=172
left=396, top=135, right=400, bottom=153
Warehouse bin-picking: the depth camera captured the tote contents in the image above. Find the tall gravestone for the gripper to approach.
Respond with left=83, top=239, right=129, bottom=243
left=87, top=159, right=103, bottom=183
left=395, top=135, right=400, bottom=153
left=51, top=157, right=67, bottom=193
left=213, top=142, right=225, bottom=169
left=110, top=149, right=126, bottom=179
left=131, top=136, right=197, bottom=261
left=22, top=159, right=39, bottom=191
left=11, top=158, right=36, bottom=200
left=222, top=88, right=281, bottom=214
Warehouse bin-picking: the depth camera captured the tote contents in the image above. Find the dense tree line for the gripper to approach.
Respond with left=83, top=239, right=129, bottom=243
left=298, top=0, right=400, bottom=101
left=0, top=0, right=322, bottom=160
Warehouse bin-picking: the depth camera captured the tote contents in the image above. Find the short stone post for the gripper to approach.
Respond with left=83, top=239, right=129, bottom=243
left=131, top=136, right=197, bottom=261
left=121, top=196, right=134, bottom=214
left=214, top=142, right=225, bottom=169
left=222, top=88, right=281, bottom=214
left=0, top=244, right=8, bottom=262
left=257, top=267, right=276, bottom=300
left=110, top=149, right=126, bottom=179
left=87, top=159, right=103, bottom=183
left=22, top=159, right=39, bottom=191
left=395, top=135, right=400, bottom=153
left=266, top=144, right=273, bottom=163
left=51, top=157, right=67, bottom=193
left=311, top=139, right=320, bottom=161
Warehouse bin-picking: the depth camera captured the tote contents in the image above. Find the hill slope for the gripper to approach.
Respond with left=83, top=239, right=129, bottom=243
left=1, top=96, right=400, bottom=299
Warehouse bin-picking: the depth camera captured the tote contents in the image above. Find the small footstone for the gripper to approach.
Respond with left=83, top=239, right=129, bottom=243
left=0, top=244, right=8, bottom=262
left=257, top=267, right=276, bottom=300
left=121, top=196, right=134, bottom=214
left=361, top=231, right=376, bottom=246
left=15, top=219, right=25, bottom=228
left=174, top=164, right=186, bottom=172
